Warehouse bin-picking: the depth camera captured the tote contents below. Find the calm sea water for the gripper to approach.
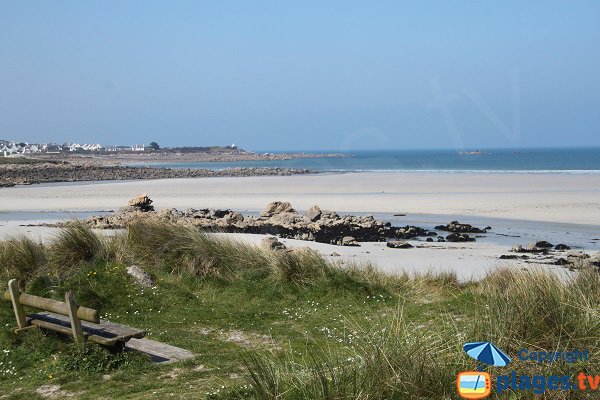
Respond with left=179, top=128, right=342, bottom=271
left=130, top=148, right=600, bottom=173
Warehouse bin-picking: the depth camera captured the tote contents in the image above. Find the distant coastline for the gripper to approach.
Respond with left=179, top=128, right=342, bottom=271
left=0, top=148, right=345, bottom=186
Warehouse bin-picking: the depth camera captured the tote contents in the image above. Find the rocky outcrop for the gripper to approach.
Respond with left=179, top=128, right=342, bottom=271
left=446, top=233, right=476, bottom=242
left=535, top=241, right=553, bottom=248
left=0, top=163, right=313, bottom=187
left=435, top=221, right=489, bottom=234
left=79, top=197, right=439, bottom=246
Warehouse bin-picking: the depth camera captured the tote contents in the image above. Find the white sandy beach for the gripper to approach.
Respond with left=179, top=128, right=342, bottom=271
left=1, top=172, right=599, bottom=224
left=1, top=171, right=598, bottom=280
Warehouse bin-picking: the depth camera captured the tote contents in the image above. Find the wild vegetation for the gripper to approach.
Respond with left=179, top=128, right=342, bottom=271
left=0, top=221, right=598, bottom=399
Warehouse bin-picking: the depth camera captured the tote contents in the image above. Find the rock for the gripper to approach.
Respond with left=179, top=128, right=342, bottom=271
left=512, top=244, right=547, bottom=254
left=446, top=233, right=475, bottom=242
left=554, top=244, right=570, bottom=250
left=500, top=254, right=529, bottom=260
left=126, top=265, right=154, bottom=287
left=261, top=201, right=295, bottom=217
left=426, top=237, right=434, bottom=242
left=535, top=240, right=553, bottom=248
left=261, top=237, right=287, bottom=251
left=127, top=194, right=154, bottom=212
left=554, top=258, right=570, bottom=266
left=330, top=252, right=341, bottom=257
left=566, top=251, right=590, bottom=261
left=78, top=200, right=438, bottom=247
left=386, top=241, right=413, bottom=249
left=341, top=236, right=360, bottom=246
left=394, top=225, right=433, bottom=239
left=484, top=226, right=492, bottom=231
left=305, top=205, right=322, bottom=222
left=435, top=221, right=487, bottom=234
left=503, top=254, right=529, bottom=260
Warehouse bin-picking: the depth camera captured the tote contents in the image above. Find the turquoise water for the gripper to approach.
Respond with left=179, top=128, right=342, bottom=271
left=129, top=148, right=600, bottom=173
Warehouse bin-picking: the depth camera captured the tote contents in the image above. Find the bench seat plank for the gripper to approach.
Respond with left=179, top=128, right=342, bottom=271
left=27, top=312, right=145, bottom=344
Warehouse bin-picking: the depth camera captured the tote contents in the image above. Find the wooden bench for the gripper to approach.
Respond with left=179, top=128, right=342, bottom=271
left=3, top=279, right=145, bottom=347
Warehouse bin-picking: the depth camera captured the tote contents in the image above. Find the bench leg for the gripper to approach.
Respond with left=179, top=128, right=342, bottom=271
left=65, top=291, right=85, bottom=344
left=8, top=279, right=28, bottom=330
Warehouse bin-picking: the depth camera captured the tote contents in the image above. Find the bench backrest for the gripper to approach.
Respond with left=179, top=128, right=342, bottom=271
left=4, top=279, right=99, bottom=343
left=2, top=289, right=99, bottom=323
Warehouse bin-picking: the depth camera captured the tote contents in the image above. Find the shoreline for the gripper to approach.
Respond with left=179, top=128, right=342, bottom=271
left=0, top=163, right=313, bottom=187
left=1, top=171, right=598, bottom=225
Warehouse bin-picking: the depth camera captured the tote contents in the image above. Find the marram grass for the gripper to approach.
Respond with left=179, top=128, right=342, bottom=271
left=0, top=221, right=598, bottom=399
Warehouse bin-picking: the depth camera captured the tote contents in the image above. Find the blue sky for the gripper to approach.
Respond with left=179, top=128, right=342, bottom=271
left=1, top=1, right=599, bottom=151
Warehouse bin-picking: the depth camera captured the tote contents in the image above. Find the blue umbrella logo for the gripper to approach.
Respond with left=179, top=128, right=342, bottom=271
left=463, top=341, right=511, bottom=368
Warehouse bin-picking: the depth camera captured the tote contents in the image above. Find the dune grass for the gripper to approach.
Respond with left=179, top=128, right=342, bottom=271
left=0, top=221, right=598, bottom=399
left=0, top=236, right=47, bottom=287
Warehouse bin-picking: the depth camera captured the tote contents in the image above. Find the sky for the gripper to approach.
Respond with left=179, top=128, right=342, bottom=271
left=1, top=1, right=599, bottom=151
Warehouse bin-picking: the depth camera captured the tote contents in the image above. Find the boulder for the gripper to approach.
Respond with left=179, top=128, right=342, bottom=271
left=500, top=254, right=529, bottom=260
left=261, top=201, right=295, bottom=217
left=554, top=244, right=570, bottom=251
left=127, top=194, right=154, bottom=212
left=305, top=205, right=322, bottom=222
left=386, top=241, right=413, bottom=249
left=554, top=258, right=570, bottom=266
left=261, top=237, right=287, bottom=251
left=446, top=233, right=475, bottom=242
left=341, top=236, right=360, bottom=246
left=535, top=240, right=553, bottom=248
left=435, top=221, right=487, bottom=233
left=512, top=244, right=547, bottom=254
left=426, top=237, right=434, bottom=242
left=126, top=265, right=154, bottom=287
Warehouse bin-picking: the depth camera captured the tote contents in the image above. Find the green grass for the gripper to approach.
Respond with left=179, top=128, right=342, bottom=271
left=0, top=221, right=598, bottom=399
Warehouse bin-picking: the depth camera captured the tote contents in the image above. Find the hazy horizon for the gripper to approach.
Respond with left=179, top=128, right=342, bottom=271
left=1, top=1, right=599, bottom=151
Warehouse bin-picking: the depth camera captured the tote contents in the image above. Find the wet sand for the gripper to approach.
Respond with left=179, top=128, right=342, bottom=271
left=0, top=172, right=598, bottom=224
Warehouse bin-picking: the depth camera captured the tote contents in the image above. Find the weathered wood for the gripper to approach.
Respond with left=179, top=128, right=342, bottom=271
left=65, top=291, right=85, bottom=344
left=27, top=312, right=145, bottom=343
left=125, top=338, right=195, bottom=363
left=87, top=334, right=118, bottom=347
left=29, top=318, right=80, bottom=337
left=3, top=291, right=99, bottom=323
left=14, top=325, right=38, bottom=334
left=8, top=280, right=28, bottom=329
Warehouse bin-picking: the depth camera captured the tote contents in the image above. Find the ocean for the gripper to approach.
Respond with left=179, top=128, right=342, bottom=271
left=129, top=147, right=600, bottom=173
